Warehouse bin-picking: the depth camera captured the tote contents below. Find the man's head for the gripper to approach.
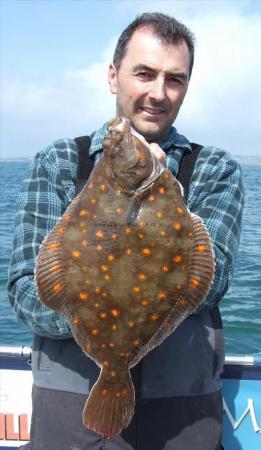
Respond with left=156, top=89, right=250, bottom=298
left=108, top=12, right=195, bottom=143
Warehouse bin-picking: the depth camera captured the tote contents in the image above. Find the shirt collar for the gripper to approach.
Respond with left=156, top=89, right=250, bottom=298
left=89, top=122, right=192, bottom=156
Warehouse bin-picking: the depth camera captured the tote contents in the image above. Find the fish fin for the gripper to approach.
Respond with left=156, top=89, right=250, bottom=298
left=83, top=366, right=134, bottom=438
left=35, top=227, right=70, bottom=315
left=186, top=212, right=215, bottom=310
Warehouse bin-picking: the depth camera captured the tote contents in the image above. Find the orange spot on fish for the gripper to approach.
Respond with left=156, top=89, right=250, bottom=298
left=180, top=299, right=188, bottom=306
left=103, top=360, right=109, bottom=367
left=128, top=321, right=135, bottom=328
left=102, top=389, right=108, bottom=395
left=79, top=210, right=88, bottom=217
left=174, top=223, right=182, bottom=231
left=104, top=274, right=111, bottom=281
left=150, top=313, right=159, bottom=321
left=96, top=230, right=104, bottom=238
left=148, top=195, right=155, bottom=201
left=111, top=309, right=120, bottom=317
left=156, top=212, right=163, bottom=219
left=100, top=312, right=107, bottom=319
left=197, top=244, right=206, bottom=253
left=72, top=250, right=81, bottom=258
left=162, top=265, right=169, bottom=272
left=133, top=286, right=141, bottom=293
left=85, top=278, right=91, bottom=285
left=53, top=283, right=62, bottom=293
left=142, top=248, right=151, bottom=255
left=125, top=228, right=131, bottom=234
left=176, top=284, right=182, bottom=290
left=94, top=303, right=100, bottom=308
left=48, top=242, right=58, bottom=251
left=64, top=215, right=71, bottom=222
left=141, top=299, right=149, bottom=306
left=109, top=342, right=115, bottom=348
left=187, top=231, right=193, bottom=238
left=73, top=318, right=79, bottom=326
left=163, top=172, right=170, bottom=180
left=176, top=207, right=184, bottom=214
left=91, top=198, right=96, bottom=204
left=79, top=292, right=88, bottom=300
left=51, top=264, right=60, bottom=272
left=96, top=244, right=103, bottom=251
left=159, top=187, right=165, bottom=194
left=126, top=248, right=132, bottom=255
left=95, top=287, right=101, bottom=294
left=172, top=255, right=182, bottom=263
left=57, top=227, right=65, bottom=233
left=108, top=254, right=115, bottom=261
left=99, top=184, right=106, bottom=191
left=110, top=370, right=116, bottom=377
left=132, top=339, right=140, bottom=346
left=91, top=329, right=98, bottom=336
left=101, top=265, right=109, bottom=272
left=102, top=292, right=108, bottom=298
left=191, top=279, right=200, bottom=288
left=112, top=324, right=117, bottom=331
left=101, top=343, right=107, bottom=349
left=138, top=274, right=146, bottom=281
left=116, top=208, right=122, bottom=214
left=160, top=230, right=166, bottom=237
left=88, top=182, right=94, bottom=189
left=138, top=233, right=144, bottom=239
left=111, top=233, right=118, bottom=240
left=159, top=291, right=167, bottom=300
left=139, top=222, right=145, bottom=227
left=82, top=240, right=88, bottom=246
left=116, top=392, right=121, bottom=398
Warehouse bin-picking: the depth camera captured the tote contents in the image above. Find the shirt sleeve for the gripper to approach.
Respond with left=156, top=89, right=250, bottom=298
left=188, top=148, right=244, bottom=311
left=7, top=145, right=76, bottom=338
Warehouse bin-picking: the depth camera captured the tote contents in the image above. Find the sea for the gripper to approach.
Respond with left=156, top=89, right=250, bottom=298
left=0, top=157, right=260, bottom=355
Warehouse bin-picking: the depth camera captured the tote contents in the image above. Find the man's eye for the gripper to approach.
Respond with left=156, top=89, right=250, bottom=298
left=169, top=78, right=184, bottom=86
left=136, top=72, right=152, bottom=79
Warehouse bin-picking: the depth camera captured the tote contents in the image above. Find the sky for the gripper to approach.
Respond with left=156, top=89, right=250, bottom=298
left=1, top=0, right=261, bottom=158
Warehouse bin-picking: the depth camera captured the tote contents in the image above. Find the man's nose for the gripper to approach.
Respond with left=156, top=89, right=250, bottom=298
left=148, top=78, right=166, bottom=102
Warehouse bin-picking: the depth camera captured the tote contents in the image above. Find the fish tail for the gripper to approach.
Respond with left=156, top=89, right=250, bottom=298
left=83, top=367, right=134, bottom=438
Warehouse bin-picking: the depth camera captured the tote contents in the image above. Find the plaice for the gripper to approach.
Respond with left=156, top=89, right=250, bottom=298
left=35, top=117, right=215, bottom=438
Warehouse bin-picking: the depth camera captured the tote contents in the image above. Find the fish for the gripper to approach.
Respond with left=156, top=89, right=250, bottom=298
left=35, top=116, right=215, bottom=438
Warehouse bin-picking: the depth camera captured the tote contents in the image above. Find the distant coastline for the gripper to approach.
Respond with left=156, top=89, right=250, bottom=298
left=0, top=157, right=32, bottom=162
left=1, top=154, right=261, bottom=165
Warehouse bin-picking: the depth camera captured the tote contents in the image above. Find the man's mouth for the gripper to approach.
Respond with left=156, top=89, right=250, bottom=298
left=140, top=106, right=165, bottom=115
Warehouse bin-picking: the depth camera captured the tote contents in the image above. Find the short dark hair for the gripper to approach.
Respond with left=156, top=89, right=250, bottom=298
left=113, top=12, right=195, bottom=77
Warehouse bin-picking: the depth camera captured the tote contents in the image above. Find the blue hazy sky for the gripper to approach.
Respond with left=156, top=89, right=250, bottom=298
left=1, top=0, right=261, bottom=158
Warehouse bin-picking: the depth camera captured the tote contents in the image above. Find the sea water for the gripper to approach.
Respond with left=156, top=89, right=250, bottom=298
left=0, top=158, right=260, bottom=355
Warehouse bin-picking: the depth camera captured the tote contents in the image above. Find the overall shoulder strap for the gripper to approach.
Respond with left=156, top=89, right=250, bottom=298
left=74, top=135, right=94, bottom=195
left=176, top=143, right=202, bottom=204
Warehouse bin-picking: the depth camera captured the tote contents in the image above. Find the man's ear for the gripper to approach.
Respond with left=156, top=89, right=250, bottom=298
left=108, top=63, right=118, bottom=94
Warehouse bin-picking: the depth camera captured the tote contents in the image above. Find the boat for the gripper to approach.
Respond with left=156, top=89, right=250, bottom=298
left=0, top=346, right=260, bottom=449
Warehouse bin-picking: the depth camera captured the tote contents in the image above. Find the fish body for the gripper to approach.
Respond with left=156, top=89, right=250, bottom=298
left=35, top=117, right=215, bottom=438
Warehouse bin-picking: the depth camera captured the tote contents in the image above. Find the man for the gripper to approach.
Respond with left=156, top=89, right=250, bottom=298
left=7, top=12, right=243, bottom=450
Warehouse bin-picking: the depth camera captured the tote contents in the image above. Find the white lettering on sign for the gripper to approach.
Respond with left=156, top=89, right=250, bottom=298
left=223, top=398, right=261, bottom=433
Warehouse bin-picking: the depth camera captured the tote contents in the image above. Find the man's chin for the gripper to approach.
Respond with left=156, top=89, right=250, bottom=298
left=133, top=122, right=168, bottom=143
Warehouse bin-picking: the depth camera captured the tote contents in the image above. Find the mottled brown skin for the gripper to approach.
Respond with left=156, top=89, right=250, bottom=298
left=35, top=117, right=215, bottom=438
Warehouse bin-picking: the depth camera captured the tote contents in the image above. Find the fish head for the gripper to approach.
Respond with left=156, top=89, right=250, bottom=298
left=103, top=117, right=158, bottom=194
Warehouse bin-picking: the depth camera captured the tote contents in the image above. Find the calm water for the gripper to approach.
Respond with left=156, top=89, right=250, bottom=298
left=0, top=159, right=260, bottom=355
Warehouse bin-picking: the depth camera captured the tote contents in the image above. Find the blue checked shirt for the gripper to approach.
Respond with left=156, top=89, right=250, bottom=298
left=7, top=123, right=244, bottom=338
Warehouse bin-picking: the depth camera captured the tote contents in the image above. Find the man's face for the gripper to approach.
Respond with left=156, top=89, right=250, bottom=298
left=108, top=27, right=191, bottom=143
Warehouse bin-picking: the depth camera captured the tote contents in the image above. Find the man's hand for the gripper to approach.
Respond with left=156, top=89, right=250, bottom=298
left=149, top=143, right=167, bottom=167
